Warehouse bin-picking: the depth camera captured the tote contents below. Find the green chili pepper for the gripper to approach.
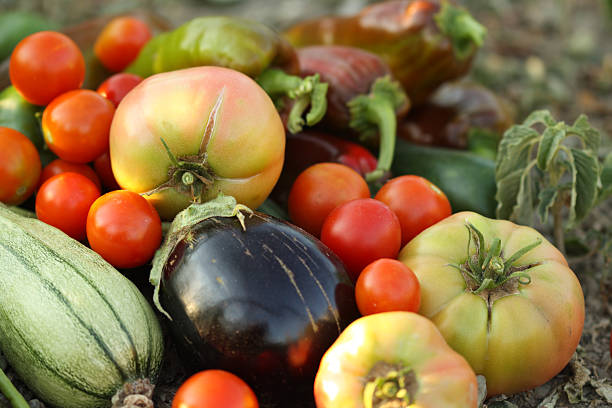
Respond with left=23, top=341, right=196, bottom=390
left=125, top=16, right=328, bottom=133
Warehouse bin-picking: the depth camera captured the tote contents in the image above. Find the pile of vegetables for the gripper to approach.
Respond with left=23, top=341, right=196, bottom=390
left=0, top=1, right=611, bottom=408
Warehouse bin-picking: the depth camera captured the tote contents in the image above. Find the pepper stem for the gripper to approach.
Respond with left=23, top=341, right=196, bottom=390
left=452, top=221, right=542, bottom=294
left=347, top=76, right=408, bottom=185
left=0, top=367, right=30, bottom=408
left=256, top=68, right=328, bottom=133
left=434, top=1, right=487, bottom=60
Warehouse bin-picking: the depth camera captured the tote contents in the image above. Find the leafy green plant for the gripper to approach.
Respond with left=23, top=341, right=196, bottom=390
left=495, top=110, right=612, bottom=254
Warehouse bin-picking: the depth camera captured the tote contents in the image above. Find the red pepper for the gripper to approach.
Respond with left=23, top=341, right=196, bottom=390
left=293, top=45, right=408, bottom=184
left=270, top=130, right=378, bottom=209
left=284, top=0, right=486, bottom=105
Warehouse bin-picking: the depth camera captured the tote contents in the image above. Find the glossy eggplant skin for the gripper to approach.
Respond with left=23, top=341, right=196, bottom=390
left=159, top=211, right=358, bottom=405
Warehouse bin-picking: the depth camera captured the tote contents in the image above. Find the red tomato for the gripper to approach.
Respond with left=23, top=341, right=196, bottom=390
left=39, top=159, right=101, bottom=191
left=172, top=369, right=259, bottom=408
left=9, top=31, right=85, bottom=106
left=93, top=152, right=121, bottom=191
left=94, top=16, right=152, bottom=72
left=320, top=198, right=401, bottom=282
left=288, top=162, right=370, bottom=237
left=374, top=175, right=451, bottom=247
left=355, top=258, right=420, bottom=316
left=97, top=72, right=143, bottom=107
left=86, top=190, right=161, bottom=269
left=36, top=173, right=100, bottom=241
left=42, top=89, right=115, bottom=164
left=0, top=127, right=41, bottom=205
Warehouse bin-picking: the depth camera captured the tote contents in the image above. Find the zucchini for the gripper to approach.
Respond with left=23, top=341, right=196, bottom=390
left=391, top=138, right=497, bottom=217
left=0, top=205, right=163, bottom=408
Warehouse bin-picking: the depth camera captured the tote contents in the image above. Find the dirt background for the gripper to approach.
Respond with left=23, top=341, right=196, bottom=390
left=0, top=0, right=611, bottom=407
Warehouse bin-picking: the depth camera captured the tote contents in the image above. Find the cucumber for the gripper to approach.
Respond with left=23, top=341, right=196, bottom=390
left=0, top=205, right=163, bottom=408
left=391, top=138, right=497, bottom=217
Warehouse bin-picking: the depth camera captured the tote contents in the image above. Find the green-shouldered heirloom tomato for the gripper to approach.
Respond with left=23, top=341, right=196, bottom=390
left=314, top=311, right=478, bottom=408
left=398, top=211, right=585, bottom=396
left=109, top=66, right=285, bottom=220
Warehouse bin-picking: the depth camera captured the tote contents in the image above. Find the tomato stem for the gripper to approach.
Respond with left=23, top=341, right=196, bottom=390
left=452, top=222, right=542, bottom=294
left=363, top=363, right=415, bottom=408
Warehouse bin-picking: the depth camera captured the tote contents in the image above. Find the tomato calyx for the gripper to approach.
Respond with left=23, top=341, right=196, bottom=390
left=450, top=222, right=542, bottom=297
left=363, top=362, right=417, bottom=408
left=142, top=89, right=225, bottom=202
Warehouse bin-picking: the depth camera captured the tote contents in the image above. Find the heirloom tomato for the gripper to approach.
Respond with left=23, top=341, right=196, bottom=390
left=109, top=66, right=285, bottom=220
left=314, top=311, right=478, bottom=408
left=398, top=212, right=585, bottom=396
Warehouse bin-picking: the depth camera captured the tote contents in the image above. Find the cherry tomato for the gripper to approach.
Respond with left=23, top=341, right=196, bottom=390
left=36, top=173, right=100, bottom=241
left=355, top=258, right=421, bottom=316
left=0, top=127, right=41, bottom=205
left=288, top=162, right=370, bottom=237
left=172, top=369, right=259, bottom=408
left=97, top=72, right=143, bottom=107
left=374, top=175, right=451, bottom=247
left=94, top=16, right=152, bottom=72
left=42, top=89, right=115, bottom=164
left=9, top=31, right=85, bottom=106
left=320, top=198, right=401, bottom=282
left=86, top=190, right=161, bottom=269
left=93, top=152, right=121, bottom=191
left=39, top=159, right=101, bottom=191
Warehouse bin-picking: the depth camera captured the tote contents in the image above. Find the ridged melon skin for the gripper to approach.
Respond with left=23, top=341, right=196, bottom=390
left=0, top=205, right=164, bottom=408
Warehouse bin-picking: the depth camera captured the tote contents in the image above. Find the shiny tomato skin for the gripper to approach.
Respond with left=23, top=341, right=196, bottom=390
left=36, top=172, right=100, bottom=241
left=172, top=369, right=259, bottom=408
left=0, top=127, right=41, bottom=205
left=314, top=312, right=478, bottom=408
left=96, top=72, right=143, bottom=107
left=94, top=16, right=152, bottom=72
left=93, top=151, right=121, bottom=191
left=288, top=162, right=370, bottom=237
left=110, top=66, right=285, bottom=220
left=320, top=198, right=401, bottom=282
left=86, top=190, right=161, bottom=269
left=39, top=159, right=101, bottom=191
left=9, top=31, right=85, bottom=106
left=375, top=175, right=451, bottom=247
left=42, top=89, right=115, bottom=164
left=399, top=212, right=585, bottom=396
left=355, top=258, right=421, bottom=316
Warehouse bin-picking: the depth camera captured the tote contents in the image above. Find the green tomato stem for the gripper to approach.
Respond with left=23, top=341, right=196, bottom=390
left=0, top=368, right=30, bottom=408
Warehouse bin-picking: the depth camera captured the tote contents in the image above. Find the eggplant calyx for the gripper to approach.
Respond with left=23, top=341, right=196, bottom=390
left=448, top=222, right=542, bottom=298
left=434, top=1, right=487, bottom=60
left=257, top=68, right=329, bottom=133
left=363, top=362, right=417, bottom=408
left=149, top=194, right=254, bottom=319
left=348, top=76, right=408, bottom=185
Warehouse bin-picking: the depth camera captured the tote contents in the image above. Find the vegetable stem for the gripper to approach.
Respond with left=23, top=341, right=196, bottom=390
left=257, top=68, right=328, bottom=133
left=348, top=76, right=408, bottom=185
left=0, top=368, right=30, bottom=408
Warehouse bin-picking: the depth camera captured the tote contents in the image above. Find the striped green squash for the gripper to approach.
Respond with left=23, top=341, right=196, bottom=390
left=0, top=205, right=164, bottom=408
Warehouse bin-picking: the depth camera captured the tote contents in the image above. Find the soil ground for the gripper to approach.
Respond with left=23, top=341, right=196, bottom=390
left=0, top=0, right=611, bottom=407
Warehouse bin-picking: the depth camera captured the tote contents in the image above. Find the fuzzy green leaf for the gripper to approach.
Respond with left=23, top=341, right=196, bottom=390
left=496, top=125, right=539, bottom=180
left=522, top=109, right=557, bottom=128
left=600, top=151, right=612, bottom=200
left=570, top=148, right=600, bottom=224
left=537, top=187, right=558, bottom=224
left=536, top=123, right=566, bottom=171
left=496, top=168, right=524, bottom=220
left=515, top=163, right=535, bottom=223
left=569, top=114, right=601, bottom=152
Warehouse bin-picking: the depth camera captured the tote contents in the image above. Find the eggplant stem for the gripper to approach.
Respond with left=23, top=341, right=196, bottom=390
left=0, top=368, right=30, bottom=408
